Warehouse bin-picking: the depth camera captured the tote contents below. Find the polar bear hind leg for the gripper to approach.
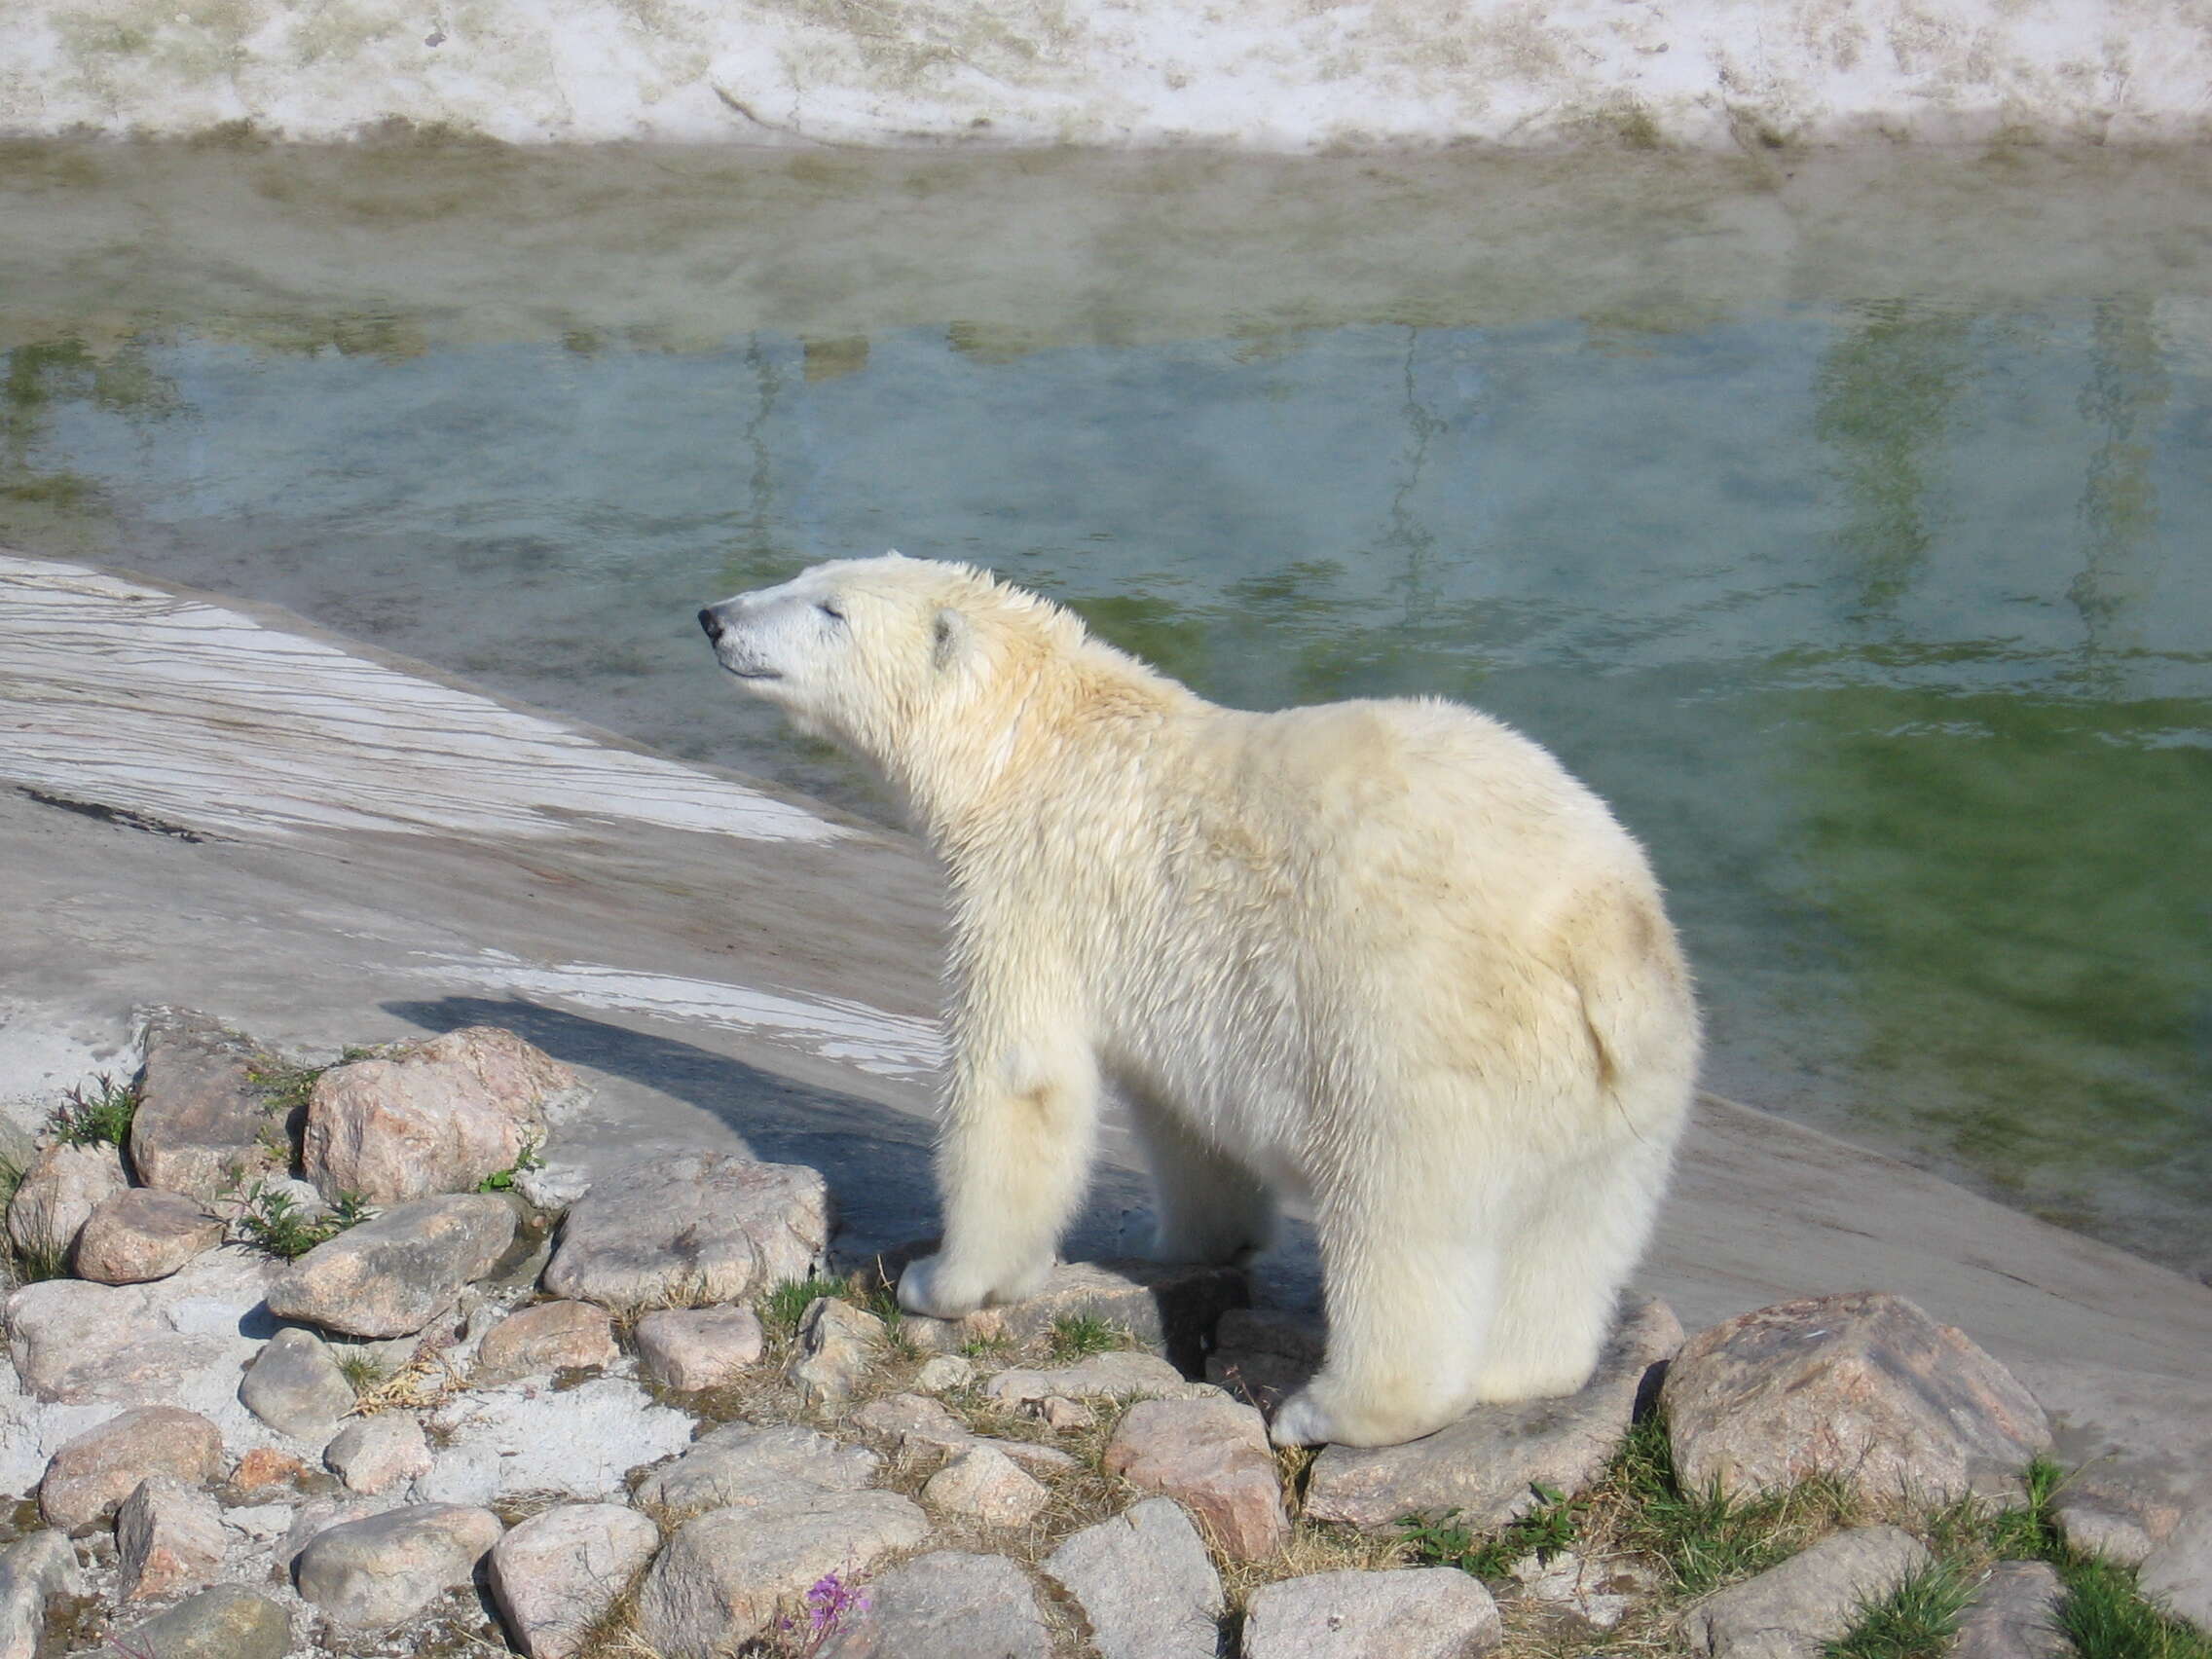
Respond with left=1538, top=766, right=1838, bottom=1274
left=1125, top=1088, right=1278, bottom=1267
left=1268, top=1114, right=1509, bottom=1448
left=1473, top=1131, right=1676, bottom=1401
left=1270, top=1205, right=1501, bottom=1448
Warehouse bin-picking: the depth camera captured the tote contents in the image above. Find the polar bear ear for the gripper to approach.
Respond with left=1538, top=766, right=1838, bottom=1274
left=931, top=608, right=969, bottom=673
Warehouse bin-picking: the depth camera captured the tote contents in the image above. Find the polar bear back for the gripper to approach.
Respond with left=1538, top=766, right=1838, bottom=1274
left=1011, top=690, right=1696, bottom=1153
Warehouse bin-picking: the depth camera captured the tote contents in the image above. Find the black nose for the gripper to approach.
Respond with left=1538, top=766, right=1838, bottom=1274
left=698, top=607, right=723, bottom=643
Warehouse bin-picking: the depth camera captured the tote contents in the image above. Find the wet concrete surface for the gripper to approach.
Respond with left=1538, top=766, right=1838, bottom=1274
left=4, top=546, right=2208, bottom=1515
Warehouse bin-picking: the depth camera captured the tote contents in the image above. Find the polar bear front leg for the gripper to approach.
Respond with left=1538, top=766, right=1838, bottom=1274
left=899, top=1030, right=1101, bottom=1319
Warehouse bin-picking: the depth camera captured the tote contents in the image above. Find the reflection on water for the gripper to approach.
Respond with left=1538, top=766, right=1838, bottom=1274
left=2, top=142, right=2208, bottom=1277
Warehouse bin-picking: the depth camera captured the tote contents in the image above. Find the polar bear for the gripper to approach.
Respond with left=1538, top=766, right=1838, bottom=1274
left=699, top=555, right=1699, bottom=1448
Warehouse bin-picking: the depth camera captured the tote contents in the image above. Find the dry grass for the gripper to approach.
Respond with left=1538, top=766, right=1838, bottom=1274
left=346, top=1321, right=469, bottom=1418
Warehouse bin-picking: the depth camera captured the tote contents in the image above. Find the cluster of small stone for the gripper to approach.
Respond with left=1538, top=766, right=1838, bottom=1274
left=0, top=1010, right=2205, bottom=1659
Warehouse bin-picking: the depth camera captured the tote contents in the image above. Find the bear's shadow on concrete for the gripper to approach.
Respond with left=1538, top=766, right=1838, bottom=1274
left=379, top=994, right=1154, bottom=1271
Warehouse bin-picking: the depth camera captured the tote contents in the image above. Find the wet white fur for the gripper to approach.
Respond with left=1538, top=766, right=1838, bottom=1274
left=703, top=555, right=1700, bottom=1447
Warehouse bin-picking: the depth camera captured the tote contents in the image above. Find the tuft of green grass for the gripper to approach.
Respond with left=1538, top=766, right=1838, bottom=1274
left=246, top=1045, right=378, bottom=1117
left=233, top=1181, right=371, bottom=1259
left=2062, top=1555, right=2212, bottom=1659
left=1045, top=1311, right=1130, bottom=1362
left=0, top=1152, right=71, bottom=1287
left=1988, top=1454, right=2066, bottom=1560
left=4, top=1235, right=71, bottom=1286
left=756, top=1270, right=914, bottom=1346
left=1600, top=1412, right=1863, bottom=1598
left=47, top=1072, right=139, bottom=1147
left=1825, top=1560, right=1976, bottom=1659
left=1830, top=1448, right=2210, bottom=1659
left=473, top=1137, right=546, bottom=1193
left=759, top=1273, right=851, bottom=1335
left=334, top=1348, right=386, bottom=1395
left=1398, top=1483, right=1583, bottom=1578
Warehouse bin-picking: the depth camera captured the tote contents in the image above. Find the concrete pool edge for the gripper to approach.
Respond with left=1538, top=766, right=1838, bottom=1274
left=4, top=0, right=2209, bottom=152
left=3, top=544, right=2209, bottom=1515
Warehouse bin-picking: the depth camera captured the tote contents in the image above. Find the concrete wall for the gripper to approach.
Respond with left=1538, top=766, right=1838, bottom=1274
left=2, top=0, right=2206, bottom=151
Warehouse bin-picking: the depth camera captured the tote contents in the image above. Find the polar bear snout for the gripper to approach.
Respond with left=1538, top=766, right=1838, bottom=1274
left=698, top=599, right=785, bottom=682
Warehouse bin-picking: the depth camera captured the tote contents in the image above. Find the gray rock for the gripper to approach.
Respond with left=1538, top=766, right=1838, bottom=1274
left=1953, top=1561, right=2068, bottom=1659
left=73, top=1187, right=225, bottom=1284
left=1505, top=1548, right=1651, bottom=1629
left=634, top=1305, right=766, bottom=1391
left=1306, top=1296, right=1682, bottom=1530
left=0, top=1530, right=83, bottom=1659
left=985, top=1349, right=1220, bottom=1410
left=474, top=1299, right=617, bottom=1383
left=5, top=1139, right=127, bottom=1261
left=302, top=1025, right=580, bottom=1204
left=1239, top=1567, right=1501, bottom=1658
left=514, top=1161, right=593, bottom=1214
left=636, top=1420, right=881, bottom=1519
left=266, top=1193, right=516, bottom=1339
left=239, top=1325, right=356, bottom=1437
left=103, top=1584, right=292, bottom=1659
left=912, top=1353, right=975, bottom=1394
left=129, top=1009, right=286, bottom=1202
left=888, top=1251, right=1249, bottom=1374
left=293, top=1501, right=505, bottom=1628
left=2139, top=1499, right=2212, bottom=1636
left=817, top=1551, right=1054, bottom=1659
left=634, top=1491, right=929, bottom=1659
left=0, top=1118, right=32, bottom=1183
left=541, top=1151, right=829, bottom=1313
left=1683, top=1526, right=1932, bottom=1659
left=6, top=1277, right=143, bottom=1397
left=5, top=1279, right=250, bottom=1411
left=324, top=1412, right=434, bottom=1495
left=1103, top=1395, right=1288, bottom=1561
left=848, top=1391, right=1077, bottom=1473
left=488, top=1502, right=662, bottom=1659
left=922, top=1445, right=1050, bottom=1528
left=1042, top=1497, right=1224, bottom=1659
left=1661, top=1292, right=2050, bottom=1505
left=115, top=1474, right=227, bottom=1603
left=786, top=1296, right=885, bottom=1410
left=39, top=1405, right=224, bottom=1530
left=274, top=1495, right=401, bottom=1572
left=4, top=1246, right=282, bottom=1408
left=2051, top=1484, right=2167, bottom=1568
left=1042, top=1395, right=1097, bottom=1431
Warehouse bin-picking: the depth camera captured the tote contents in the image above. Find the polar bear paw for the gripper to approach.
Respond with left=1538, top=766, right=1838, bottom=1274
left=1267, top=1388, right=1342, bottom=1448
left=897, top=1252, right=1052, bottom=1318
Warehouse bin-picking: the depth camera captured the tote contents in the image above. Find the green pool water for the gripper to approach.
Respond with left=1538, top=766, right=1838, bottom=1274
left=3, top=138, right=2207, bottom=1278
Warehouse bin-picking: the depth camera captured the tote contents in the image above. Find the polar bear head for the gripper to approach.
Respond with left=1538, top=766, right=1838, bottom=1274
left=698, top=553, right=1091, bottom=778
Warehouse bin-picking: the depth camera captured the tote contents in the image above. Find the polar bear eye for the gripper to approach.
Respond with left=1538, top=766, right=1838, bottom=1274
left=816, top=602, right=846, bottom=624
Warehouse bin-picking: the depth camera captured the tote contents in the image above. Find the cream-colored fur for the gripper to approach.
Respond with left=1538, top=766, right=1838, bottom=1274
left=700, top=555, right=1700, bottom=1448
